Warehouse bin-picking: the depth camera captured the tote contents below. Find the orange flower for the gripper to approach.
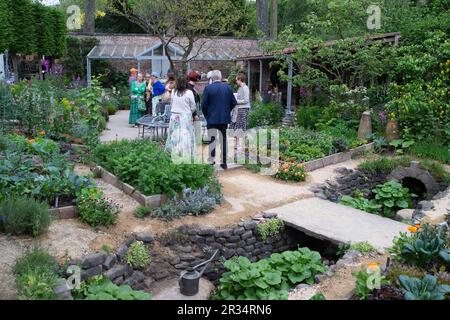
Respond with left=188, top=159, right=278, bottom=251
left=28, top=139, right=36, bottom=144
left=367, top=262, right=379, bottom=271
left=408, top=226, right=418, bottom=233
left=415, top=224, right=421, bottom=229
left=39, top=131, right=46, bottom=135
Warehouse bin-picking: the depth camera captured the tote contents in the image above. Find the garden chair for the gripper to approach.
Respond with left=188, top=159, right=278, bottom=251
left=136, top=102, right=168, bottom=138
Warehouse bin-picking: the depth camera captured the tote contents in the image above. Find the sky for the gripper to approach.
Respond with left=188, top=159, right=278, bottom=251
left=42, top=0, right=60, bottom=5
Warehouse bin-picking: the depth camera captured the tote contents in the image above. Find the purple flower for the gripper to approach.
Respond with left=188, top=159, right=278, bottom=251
left=379, top=111, right=387, bottom=123
left=70, top=100, right=75, bottom=106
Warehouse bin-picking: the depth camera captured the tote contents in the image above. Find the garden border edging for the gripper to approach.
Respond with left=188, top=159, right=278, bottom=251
left=50, top=206, right=78, bottom=220
left=93, top=165, right=177, bottom=208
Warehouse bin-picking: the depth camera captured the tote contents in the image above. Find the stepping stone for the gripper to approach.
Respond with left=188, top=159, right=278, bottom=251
left=265, top=198, right=408, bottom=251
left=151, top=278, right=214, bottom=300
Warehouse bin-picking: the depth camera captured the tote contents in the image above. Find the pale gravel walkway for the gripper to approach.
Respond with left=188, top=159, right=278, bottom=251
left=100, top=110, right=141, bottom=142
left=0, top=236, right=34, bottom=299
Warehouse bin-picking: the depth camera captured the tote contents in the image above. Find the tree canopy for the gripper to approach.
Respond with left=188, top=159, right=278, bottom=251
left=0, top=0, right=67, bottom=56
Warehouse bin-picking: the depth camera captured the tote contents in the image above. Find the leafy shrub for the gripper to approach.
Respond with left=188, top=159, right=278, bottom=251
left=257, top=218, right=284, bottom=241
left=126, top=241, right=150, bottom=269
left=248, top=101, right=284, bottom=129
left=358, top=157, right=398, bottom=174
left=119, top=96, right=131, bottom=110
left=216, top=248, right=326, bottom=300
left=93, top=140, right=214, bottom=197
left=372, top=181, right=416, bottom=218
left=295, top=105, right=323, bottom=129
left=74, top=276, right=151, bottom=300
left=103, top=102, right=117, bottom=115
left=339, top=195, right=381, bottom=214
left=399, top=274, right=450, bottom=300
left=135, top=206, right=152, bottom=219
left=14, top=247, right=59, bottom=300
left=332, top=138, right=349, bottom=153
left=0, top=197, right=52, bottom=237
left=274, top=161, right=307, bottom=182
left=76, top=188, right=119, bottom=228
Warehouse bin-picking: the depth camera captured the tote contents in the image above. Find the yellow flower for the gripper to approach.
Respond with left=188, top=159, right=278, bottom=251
left=408, top=226, right=418, bottom=233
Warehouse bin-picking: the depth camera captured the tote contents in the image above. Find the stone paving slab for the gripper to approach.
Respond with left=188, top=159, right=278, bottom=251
left=266, top=198, right=408, bottom=251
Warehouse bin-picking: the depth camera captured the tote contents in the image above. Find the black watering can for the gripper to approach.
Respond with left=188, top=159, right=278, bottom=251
left=179, top=249, right=219, bottom=296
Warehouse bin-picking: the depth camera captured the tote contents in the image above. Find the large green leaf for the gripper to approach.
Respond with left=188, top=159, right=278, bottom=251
left=254, top=278, right=269, bottom=289
left=263, top=271, right=282, bottom=286
left=287, top=272, right=307, bottom=284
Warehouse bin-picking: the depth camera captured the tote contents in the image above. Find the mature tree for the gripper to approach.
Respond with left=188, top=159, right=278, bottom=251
left=256, top=0, right=270, bottom=38
left=270, top=0, right=278, bottom=39
left=84, top=0, right=96, bottom=33
left=278, top=0, right=310, bottom=35
left=0, top=0, right=13, bottom=53
left=34, top=3, right=55, bottom=56
left=10, top=0, right=36, bottom=55
left=109, top=0, right=245, bottom=72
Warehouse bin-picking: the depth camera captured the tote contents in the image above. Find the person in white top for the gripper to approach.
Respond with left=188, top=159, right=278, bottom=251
left=230, top=72, right=251, bottom=131
left=165, top=75, right=197, bottom=163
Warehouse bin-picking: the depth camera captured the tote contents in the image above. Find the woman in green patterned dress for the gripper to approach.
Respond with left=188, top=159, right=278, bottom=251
left=129, top=73, right=147, bottom=126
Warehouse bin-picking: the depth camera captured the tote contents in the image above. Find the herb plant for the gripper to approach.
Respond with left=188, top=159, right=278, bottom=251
left=257, top=218, right=284, bottom=241
left=126, top=241, right=150, bottom=269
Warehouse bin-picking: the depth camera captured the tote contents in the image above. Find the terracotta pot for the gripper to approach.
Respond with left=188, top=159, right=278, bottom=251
left=385, top=119, right=400, bottom=142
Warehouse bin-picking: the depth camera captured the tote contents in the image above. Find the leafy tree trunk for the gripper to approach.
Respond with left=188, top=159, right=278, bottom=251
left=256, top=0, right=269, bottom=38
left=270, top=0, right=277, bottom=39
left=83, top=0, right=95, bottom=34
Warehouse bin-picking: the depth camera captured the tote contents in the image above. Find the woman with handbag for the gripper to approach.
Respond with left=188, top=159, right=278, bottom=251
left=129, top=72, right=147, bottom=126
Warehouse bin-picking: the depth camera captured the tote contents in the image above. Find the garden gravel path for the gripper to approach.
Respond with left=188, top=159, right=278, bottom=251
left=100, top=110, right=141, bottom=142
left=0, top=236, right=33, bottom=300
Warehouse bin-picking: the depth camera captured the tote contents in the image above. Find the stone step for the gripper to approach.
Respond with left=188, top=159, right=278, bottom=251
left=265, top=198, right=408, bottom=251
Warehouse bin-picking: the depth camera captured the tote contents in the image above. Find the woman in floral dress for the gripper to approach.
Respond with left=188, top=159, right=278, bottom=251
left=129, top=73, right=147, bottom=126
left=165, top=75, right=197, bottom=163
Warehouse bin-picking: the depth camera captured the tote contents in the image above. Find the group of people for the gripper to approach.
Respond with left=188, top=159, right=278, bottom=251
left=128, top=68, right=169, bottom=125
left=127, top=68, right=250, bottom=169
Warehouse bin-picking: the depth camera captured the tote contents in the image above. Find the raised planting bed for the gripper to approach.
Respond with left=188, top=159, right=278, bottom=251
left=254, top=142, right=374, bottom=172
left=91, top=140, right=220, bottom=209
left=93, top=165, right=181, bottom=208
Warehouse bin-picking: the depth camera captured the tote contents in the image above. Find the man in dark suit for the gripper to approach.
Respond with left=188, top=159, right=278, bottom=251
left=201, top=70, right=237, bottom=169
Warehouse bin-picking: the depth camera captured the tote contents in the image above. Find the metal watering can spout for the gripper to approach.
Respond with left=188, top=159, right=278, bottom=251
left=179, top=249, right=219, bottom=296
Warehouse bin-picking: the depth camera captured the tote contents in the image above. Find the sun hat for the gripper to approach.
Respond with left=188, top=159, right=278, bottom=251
left=151, top=71, right=160, bottom=78
left=188, top=71, right=201, bottom=82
